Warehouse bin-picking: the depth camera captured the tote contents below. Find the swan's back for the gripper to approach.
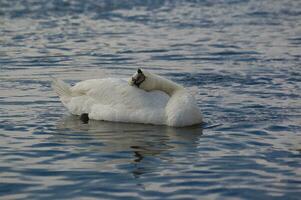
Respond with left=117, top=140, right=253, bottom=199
left=64, top=78, right=170, bottom=125
left=72, top=78, right=167, bottom=108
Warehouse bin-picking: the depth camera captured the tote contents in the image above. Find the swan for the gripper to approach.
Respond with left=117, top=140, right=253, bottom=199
left=51, top=69, right=202, bottom=127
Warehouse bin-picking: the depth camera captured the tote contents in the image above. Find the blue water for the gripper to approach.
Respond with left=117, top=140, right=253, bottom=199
left=1, top=0, right=301, bottom=199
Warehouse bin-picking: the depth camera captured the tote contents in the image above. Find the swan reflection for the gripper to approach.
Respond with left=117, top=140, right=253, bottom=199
left=55, top=115, right=203, bottom=178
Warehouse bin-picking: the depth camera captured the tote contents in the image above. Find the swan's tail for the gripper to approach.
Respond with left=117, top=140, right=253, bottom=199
left=51, top=77, right=72, bottom=98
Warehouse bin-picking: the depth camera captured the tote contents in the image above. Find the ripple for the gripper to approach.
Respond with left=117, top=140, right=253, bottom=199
left=1, top=0, right=301, bottom=199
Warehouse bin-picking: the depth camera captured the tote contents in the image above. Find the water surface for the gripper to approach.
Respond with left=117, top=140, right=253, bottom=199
left=1, top=0, right=301, bottom=199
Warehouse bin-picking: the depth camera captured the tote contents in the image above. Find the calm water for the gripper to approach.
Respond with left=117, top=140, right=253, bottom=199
left=1, top=0, right=301, bottom=199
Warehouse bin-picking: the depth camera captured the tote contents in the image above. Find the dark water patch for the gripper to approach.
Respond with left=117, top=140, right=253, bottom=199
left=29, top=142, right=67, bottom=148
left=247, top=140, right=273, bottom=147
left=2, top=125, right=28, bottom=132
left=118, top=49, right=169, bottom=54
left=0, top=100, right=58, bottom=106
left=288, top=37, right=301, bottom=45
left=247, top=11, right=275, bottom=17
left=0, top=183, right=38, bottom=195
left=96, top=57, right=134, bottom=62
left=170, top=43, right=203, bottom=48
left=247, top=130, right=269, bottom=136
left=209, top=44, right=241, bottom=49
left=265, top=125, right=292, bottom=132
left=0, top=0, right=167, bottom=19
left=150, top=50, right=260, bottom=62
left=210, top=50, right=259, bottom=56
left=165, top=71, right=261, bottom=87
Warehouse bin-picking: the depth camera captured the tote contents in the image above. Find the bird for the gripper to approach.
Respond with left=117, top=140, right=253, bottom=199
left=52, top=69, right=202, bottom=127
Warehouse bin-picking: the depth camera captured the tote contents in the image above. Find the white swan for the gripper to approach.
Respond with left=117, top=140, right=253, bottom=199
left=52, top=69, right=202, bottom=127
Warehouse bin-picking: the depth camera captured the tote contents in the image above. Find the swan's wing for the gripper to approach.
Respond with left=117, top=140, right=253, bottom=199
left=72, top=78, right=169, bottom=109
left=71, top=79, right=102, bottom=96
left=64, top=78, right=170, bottom=125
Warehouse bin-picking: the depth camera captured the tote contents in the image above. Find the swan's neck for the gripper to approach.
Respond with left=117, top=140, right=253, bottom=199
left=146, top=73, right=184, bottom=96
left=155, top=79, right=183, bottom=96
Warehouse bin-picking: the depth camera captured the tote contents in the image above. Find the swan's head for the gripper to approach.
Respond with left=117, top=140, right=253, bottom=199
left=129, top=68, right=147, bottom=88
left=129, top=68, right=182, bottom=94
